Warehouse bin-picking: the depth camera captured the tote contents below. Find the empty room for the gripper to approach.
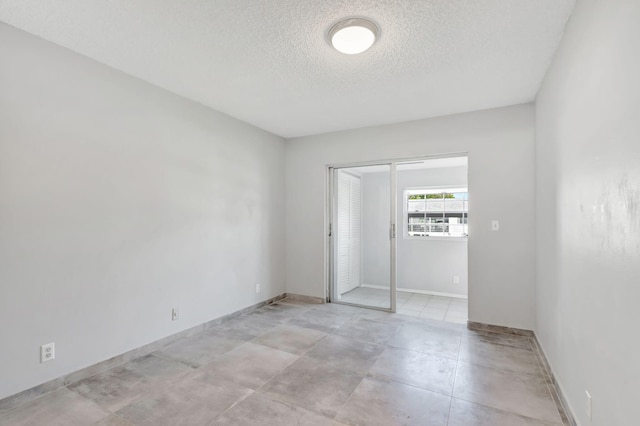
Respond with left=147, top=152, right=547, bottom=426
left=0, top=1, right=638, bottom=425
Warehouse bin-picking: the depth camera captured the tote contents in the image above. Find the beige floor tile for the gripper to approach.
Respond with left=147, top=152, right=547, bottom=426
left=336, top=376, right=450, bottom=426
left=259, top=357, right=364, bottom=418
left=448, top=398, right=552, bottom=426
left=387, top=323, right=461, bottom=359
left=195, top=342, right=298, bottom=389
left=333, top=317, right=401, bottom=344
left=304, top=334, right=385, bottom=373
left=156, top=328, right=247, bottom=368
left=419, top=308, right=447, bottom=320
left=0, top=387, right=108, bottom=426
left=459, top=339, right=541, bottom=376
left=215, top=391, right=334, bottom=425
left=287, top=309, right=351, bottom=333
left=3, top=300, right=564, bottom=426
left=116, top=373, right=252, bottom=426
left=370, top=346, right=457, bottom=395
left=68, top=354, right=193, bottom=412
left=251, top=324, right=326, bottom=355
left=95, top=414, right=136, bottom=425
left=397, top=308, right=422, bottom=317
left=453, top=362, right=563, bottom=424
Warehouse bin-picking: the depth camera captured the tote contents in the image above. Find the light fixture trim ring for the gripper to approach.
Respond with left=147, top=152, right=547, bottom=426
left=328, top=17, right=379, bottom=54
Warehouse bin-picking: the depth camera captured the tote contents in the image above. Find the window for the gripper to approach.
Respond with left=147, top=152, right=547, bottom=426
left=405, top=187, right=468, bottom=238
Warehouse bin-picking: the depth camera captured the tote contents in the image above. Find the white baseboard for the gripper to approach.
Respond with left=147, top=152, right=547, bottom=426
left=360, top=283, right=467, bottom=300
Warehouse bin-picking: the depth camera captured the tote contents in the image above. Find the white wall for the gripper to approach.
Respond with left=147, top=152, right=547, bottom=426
left=361, top=167, right=468, bottom=297
left=397, top=167, right=468, bottom=296
left=286, top=103, right=536, bottom=329
left=0, top=24, right=285, bottom=400
left=535, top=1, right=640, bottom=424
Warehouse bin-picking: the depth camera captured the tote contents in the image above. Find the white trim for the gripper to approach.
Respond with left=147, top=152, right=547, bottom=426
left=405, top=186, right=467, bottom=195
left=360, top=283, right=467, bottom=300
left=403, top=235, right=468, bottom=242
left=390, top=162, right=397, bottom=312
left=326, top=152, right=468, bottom=170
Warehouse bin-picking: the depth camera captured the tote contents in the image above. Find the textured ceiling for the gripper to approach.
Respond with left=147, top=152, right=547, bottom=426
left=0, top=0, right=575, bottom=138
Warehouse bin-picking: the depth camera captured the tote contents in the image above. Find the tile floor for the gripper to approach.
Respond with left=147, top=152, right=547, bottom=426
left=0, top=300, right=565, bottom=426
left=339, top=287, right=468, bottom=323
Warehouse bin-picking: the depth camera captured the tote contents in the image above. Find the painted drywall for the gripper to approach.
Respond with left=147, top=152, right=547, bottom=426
left=398, top=167, right=468, bottom=296
left=535, top=0, right=640, bottom=424
left=0, top=24, right=285, bottom=400
left=286, top=103, right=536, bottom=329
left=361, top=167, right=468, bottom=297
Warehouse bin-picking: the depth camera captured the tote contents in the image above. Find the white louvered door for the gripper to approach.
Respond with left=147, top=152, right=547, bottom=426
left=336, top=171, right=361, bottom=296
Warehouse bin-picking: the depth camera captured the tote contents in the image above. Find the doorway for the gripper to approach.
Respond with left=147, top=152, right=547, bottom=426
left=327, top=155, right=468, bottom=322
left=328, top=163, right=395, bottom=311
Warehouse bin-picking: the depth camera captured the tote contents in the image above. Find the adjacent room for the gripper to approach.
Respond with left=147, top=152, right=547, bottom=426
left=333, top=157, right=469, bottom=323
left=1, top=1, right=638, bottom=425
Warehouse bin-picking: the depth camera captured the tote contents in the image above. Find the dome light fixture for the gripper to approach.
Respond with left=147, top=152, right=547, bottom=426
left=329, top=18, right=378, bottom=55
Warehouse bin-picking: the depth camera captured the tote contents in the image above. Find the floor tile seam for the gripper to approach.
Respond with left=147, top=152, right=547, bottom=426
left=333, top=333, right=396, bottom=346
left=449, top=396, right=563, bottom=426
left=330, top=372, right=368, bottom=422
left=292, top=332, right=331, bottom=359
left=150, top=348, right=206, bottom=370
left=61, top=385, right=114, bottom=418
left=123, top=366, right=256, bottom=421
left=386, top=335, right=463, bottom=361
left=250, top=345, right=307, bottom=396
left=384, top=342, right=460, bottom=362
left=365, top=371, right=454, bottom=399
left=254, top=385, right=340, bottom=420
left=102, top=413, right=135, bottom=425
left=246, top=390, right=338, bottom=423
left=445, top=337, right=464, bottom=425
left=107, top=366, right=198, bottom=415
left=68, top=354, right=196, bottom=414
left=208, top=387, right=256, bottom=424
left=301, top=337, right=386, bottom=376
left=286, top=319, right=346, bottom=335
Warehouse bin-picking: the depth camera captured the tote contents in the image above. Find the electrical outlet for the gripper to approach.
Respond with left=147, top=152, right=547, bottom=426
left=453, top=275, right=460, bottom=284
left=171, top=307, right=180, bottom=321
left=255, top=283, right=261, bottom=293
left=40, top=342, right=55, bottom=363
left=586, top=390, right=592, bottom=420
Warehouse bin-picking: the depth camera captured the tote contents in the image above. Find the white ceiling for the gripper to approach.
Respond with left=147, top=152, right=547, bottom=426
left=0, top=0, right=575, bottom=138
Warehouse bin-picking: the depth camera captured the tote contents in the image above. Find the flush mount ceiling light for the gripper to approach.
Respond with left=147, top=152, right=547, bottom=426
left=329, top=18, right=378, bottom=55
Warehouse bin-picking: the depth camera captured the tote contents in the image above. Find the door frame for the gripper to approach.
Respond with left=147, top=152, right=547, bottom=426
left=324, top=153, right=468, bottom=313
left=327, top=161, right=397, bottom=312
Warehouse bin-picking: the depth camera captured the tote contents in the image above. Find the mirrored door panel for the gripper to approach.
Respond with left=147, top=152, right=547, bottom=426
left=331, top=164, right=395, bottom=311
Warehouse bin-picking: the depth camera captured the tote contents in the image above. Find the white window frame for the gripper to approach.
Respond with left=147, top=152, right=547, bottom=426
left=403, top=186, right=468, bottom=241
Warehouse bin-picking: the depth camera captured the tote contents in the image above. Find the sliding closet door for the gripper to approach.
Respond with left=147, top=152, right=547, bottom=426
left=336, top=171, right=361, bottom=296
left=331, top=164, right=396, bottom=311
